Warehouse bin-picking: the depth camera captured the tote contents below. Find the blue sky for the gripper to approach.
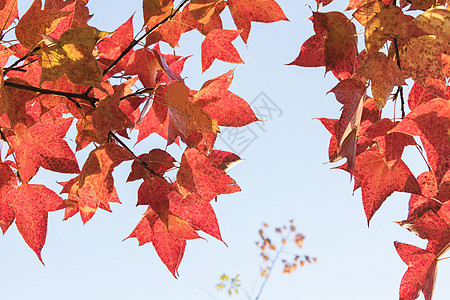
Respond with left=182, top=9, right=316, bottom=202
left=0, top=1, right=449, bottom=299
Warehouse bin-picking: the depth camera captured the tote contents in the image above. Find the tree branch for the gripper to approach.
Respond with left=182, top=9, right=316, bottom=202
left=107, top=131, right=161, bottom=178
left=3, top=81, right=99, bottom=106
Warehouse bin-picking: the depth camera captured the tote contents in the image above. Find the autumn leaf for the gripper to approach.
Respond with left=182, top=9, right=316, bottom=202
left=353, top=1, right=409, bottom=53
left=201, top=29, right=243, bottom=73
left=407, top=171, right=440, bottom=220
left=0, top=163, right=17, bottom=233
left=352, top=149, right=420, bottom=223
left=177, top=148, right=240, bottom=201
left=414, top=8, right=450, bottom=45
left=399, top=35, right=447, bottom=98
left=193, top=70, right=258, bottom=126
left=39, top=27, right=110, bottom=88
left=145, top=12, right=189, bottom=48
left=408, top=83, right=437, bottom=111
left=289, top=12, right=358, bottom=80
left=136, top=92, right=171, bottom=144
left=390, top=98, right=450, bottom=184
left=127, top=149, right=176, bottom=182
left=398, top=210, right=450, bottom=256
left=165, top=80, right=219, bottom=145
left=6, top=183, right=64, bottom=262
left=359, top=52, right=404, bottom=109
left=143, top=0, right=173, bottom=29
left=0, top=0, right=18, bottom=32
left=97, top=15, right=134, bottom=77
left=188, top=0, right=224, bottom=24
left=43, top=0, right=91, bottom=29
left=346, top=0, right=391, bottom=11
left=209, top=150, right=242, bottom=172
left=394, top=242, right=437, bottom=300
left=363, top=118, right=416, bottom=168
left=123, top=48, right=161, bottom=88
left=89, top=86, right=134, bottom=143
left=15, top=0, right=71, bottom=49
left=8, top=115, right=79, bottom=183
left=181, top=1, right=226, bottom=36
left=328, top=78, right=367, bottom=173
left=227, top=0, right=288, bottom=43
left=75, top=143, right=133, bottom=223
left=128, top=211, right=201, bottom=277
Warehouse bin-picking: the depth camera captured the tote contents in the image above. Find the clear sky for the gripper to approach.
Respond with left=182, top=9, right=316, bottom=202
left=0, top=1, right=448, bottom=300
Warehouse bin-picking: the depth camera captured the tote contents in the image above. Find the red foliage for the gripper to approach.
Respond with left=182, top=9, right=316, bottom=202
left=0, top=1, right=448, bottom=298
left=292, top=1, right=450, bottom=299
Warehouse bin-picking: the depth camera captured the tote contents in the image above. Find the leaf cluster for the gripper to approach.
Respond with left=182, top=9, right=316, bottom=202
left=0, top=0, right=287, bottom=276
left=291, top=1, right=450, bottom=299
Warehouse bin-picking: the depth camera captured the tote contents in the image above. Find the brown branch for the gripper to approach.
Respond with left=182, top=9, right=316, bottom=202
left=3, top=81, right=99, bottom=106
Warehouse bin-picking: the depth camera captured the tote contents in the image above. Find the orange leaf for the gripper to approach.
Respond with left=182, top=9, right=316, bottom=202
left=7, top=183, right=64, bottom=262
left=201, top=29, right=243, bottom=72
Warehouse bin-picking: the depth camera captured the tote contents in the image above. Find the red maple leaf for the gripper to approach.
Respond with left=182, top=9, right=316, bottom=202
left=289, top=12, right=358, bottom=80
left=6, top=183, right=64, bottom=262
left=181, top=1, right=226, bottom=36
left=328, top=79, right=367, bottom=173
left=394, top=242, right=437, bottom=300
left=0, top=0, right=18, bottom=32
left=177, top=148, right=240, bottom=201
left=97, top=15, right=134, bottom=78
left=163, top=80, right=219, bottom=147
left=407, top=171, right=441, bottom=220
left=408, top=83, right=437, bottom=111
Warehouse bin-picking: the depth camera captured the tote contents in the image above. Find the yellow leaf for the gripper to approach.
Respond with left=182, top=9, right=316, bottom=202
left=39, top=28, right=110, bottom=88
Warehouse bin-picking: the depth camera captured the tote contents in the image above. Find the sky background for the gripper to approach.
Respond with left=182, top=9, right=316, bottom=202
left=0, top=1, right=449, bottom=299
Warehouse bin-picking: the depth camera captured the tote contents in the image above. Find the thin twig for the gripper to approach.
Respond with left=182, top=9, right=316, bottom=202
left=107, top=131, right=160, bottom=178
left=392, top=37, right=405, bottom=119
left=3, top=46, right=41, bottom=76
left=255, top=231, right=291, bottom=300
